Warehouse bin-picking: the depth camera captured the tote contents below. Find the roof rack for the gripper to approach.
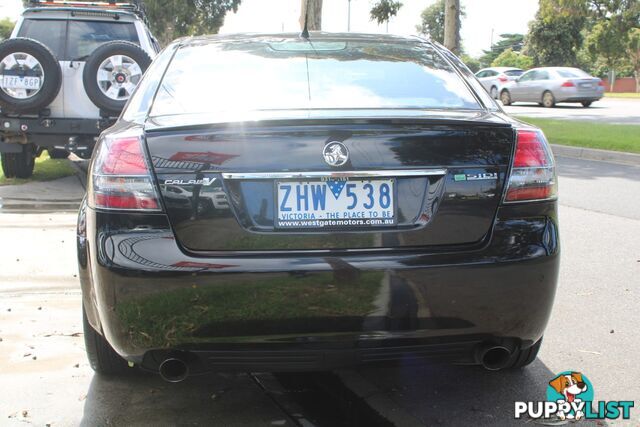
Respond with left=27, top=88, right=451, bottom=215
left=27, top=1, right=148, bottom=23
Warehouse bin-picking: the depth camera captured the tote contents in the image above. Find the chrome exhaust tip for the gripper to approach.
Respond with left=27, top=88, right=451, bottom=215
left=477, top=345, right=512, bottom=371
left=158, top=357, right=189, bottom=382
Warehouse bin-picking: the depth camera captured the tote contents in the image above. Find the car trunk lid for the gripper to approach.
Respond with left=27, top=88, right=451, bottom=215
left=145, top=112, right=514, bottom=252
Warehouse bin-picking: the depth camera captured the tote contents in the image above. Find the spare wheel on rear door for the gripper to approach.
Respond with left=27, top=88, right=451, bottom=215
left=83, top=41, right=152, bottom=116
left=0, top=38, right=62, bottom=113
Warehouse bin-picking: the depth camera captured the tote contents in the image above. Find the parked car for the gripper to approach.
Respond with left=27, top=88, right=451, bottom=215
left=0, top=0, right=158, bottom=178
left=77, top=33, right=559, bottom=381
left=499, top=67, right=605, bottom=108
left=475, top=67, right=523, bottom=99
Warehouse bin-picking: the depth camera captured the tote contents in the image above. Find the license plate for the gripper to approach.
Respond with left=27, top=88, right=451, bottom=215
left=1, top=76, right=41, bottom=90
left=580, top=83, right=592, bottom=88
left=276, top=178, right=396, bottom=229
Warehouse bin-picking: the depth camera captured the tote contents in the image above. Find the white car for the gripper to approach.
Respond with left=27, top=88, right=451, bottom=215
left=475, top=67, right=524, bottom=99
left=0, top=0, right=159, bottom=178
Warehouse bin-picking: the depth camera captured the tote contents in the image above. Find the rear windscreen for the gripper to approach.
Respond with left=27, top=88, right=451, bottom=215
left=150, top=39, right=481, bottom=117
left=67, top=21, right=138, bottom=60
left=504, top=69, right=523, bottom=77
left=18, top=19, right=66, bottom=59
left=556, top=68, right=590, bottom=78
left=18, top=19, right=138, bottom=61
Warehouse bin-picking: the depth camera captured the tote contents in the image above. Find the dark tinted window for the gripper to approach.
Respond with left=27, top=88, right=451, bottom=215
left=151, top=39, right=481, bottom=117
left=18, top=19, right=66, bottom=59
left=504, top=69, right=523, bottom=77
left=67, top=21, right=138, bottom=60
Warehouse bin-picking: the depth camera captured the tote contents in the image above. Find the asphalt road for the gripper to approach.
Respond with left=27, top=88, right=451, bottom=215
left=0, top=156, right=639, bottom=426
left=502, top=97, right=640, bottom=125
left=356, top=156, right=640, bottom=425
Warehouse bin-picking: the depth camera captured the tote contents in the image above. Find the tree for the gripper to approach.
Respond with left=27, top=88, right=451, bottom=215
left=143, top=0, right=241, bottom=46
left=416, top=0, right=444, bottom=43
left=370, top=0, right=403, bottom=31
left=0, top=18, right=14, bottom=41
left=525, top=10, right=585, bottom=66
left=416, top=0, right=465, bottom=45
left=538, top=0, right=589, bottom=19
left=460, top=54, right=480, bottom=72
left=443, top=0, right=461, bottom=54
left=586, top=20, right=630, bottom=90
left=491, top=48, right=534, bottom=69
left=529, top=0, right=640, bottom=76
left=300, top=0, right=323, bottom=31
left=479, top=33, right=524, bottom=66
left=584, top=1, right=639, bottom=87
left=628, top=28, right=640, bottom=92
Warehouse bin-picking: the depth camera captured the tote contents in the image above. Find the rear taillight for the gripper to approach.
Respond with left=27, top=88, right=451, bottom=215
left=561, top=81, right=575, bottom=87
left=504, top=129, right=557, bottom=203
left=598, top=80, right=605, bottom=87
left=498, top=75, right=508, bottom=83
left=88, top=131, right=161, bottom=211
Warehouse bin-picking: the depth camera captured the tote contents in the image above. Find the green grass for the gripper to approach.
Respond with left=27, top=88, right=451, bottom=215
left=515, top=116, right=640, bottom=154
left=117, top=271, right=384, bottom=348
left=0, top=152, right=76, bottom=185
left=604, top=92, right=640, bottom=99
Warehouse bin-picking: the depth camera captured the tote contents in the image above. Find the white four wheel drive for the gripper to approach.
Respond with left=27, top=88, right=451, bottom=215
left=0, top=0, right=158, bottom=178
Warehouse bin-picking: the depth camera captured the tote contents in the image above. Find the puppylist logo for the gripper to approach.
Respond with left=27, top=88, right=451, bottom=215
left=515, top=371, right=634, bottom=422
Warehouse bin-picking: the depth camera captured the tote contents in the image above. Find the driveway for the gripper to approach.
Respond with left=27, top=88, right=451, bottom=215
left=1, top=156, right=639, bottom=425
left=502, top=97, right=640, bottom=125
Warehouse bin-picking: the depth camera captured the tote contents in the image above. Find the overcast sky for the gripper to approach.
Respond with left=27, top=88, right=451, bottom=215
left=1, top=0, right=539, bottom=57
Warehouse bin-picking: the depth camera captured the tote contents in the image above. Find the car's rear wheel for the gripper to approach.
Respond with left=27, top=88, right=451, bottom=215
left=47, top=148, right=68, bottom=159
left=1, top=143, right=36, bottom=178
left=83, top=304, right=132, bottom=375
left=83, top=41, right=152, bottom=117
left=506, top=338, right=542, bottom=369
left=490, top=86, right=498, bottom=99
left=500, top=90, right=511, bottom=106
left=542, top=91, right=555, bottom=108
left=0, top=38, right=62, bottom=113
left=581, top=101, right=592, bottom=107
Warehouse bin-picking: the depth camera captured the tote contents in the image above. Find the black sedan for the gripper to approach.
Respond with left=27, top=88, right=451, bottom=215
left=77, top=32, right=559, bottom=382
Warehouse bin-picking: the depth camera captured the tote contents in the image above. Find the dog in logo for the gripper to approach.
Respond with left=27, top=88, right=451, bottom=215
left=549, top=372, right=588, bottom=420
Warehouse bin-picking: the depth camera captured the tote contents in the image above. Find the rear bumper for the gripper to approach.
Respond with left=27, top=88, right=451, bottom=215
left=557, top=96, right=603, bottom=103
left=555, top=87, right=604, bottom=103
left=0, top=115, right=114, bottom=135
left=78, top=201, right=560, bottom=370
left=0, top=115, right=115, bottom=150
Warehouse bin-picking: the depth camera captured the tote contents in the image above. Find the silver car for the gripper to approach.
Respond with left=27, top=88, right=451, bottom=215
left=475, top=67, right=524, bottom=99
left=499, top=67, right=604, bottom=108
